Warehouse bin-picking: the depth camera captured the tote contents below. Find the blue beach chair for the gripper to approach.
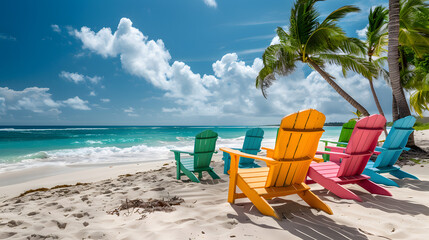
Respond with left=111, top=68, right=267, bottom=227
left=363, top=116, right=418, bottom=186
left=222, top=128, right=264, bottom=174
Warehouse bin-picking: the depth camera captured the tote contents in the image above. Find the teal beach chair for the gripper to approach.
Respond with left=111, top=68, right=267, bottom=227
left=171, top=130, right=220, bottom=183
left=222, top=128, right=264, bottom=174
left=363, top=116, right=418, bottom=186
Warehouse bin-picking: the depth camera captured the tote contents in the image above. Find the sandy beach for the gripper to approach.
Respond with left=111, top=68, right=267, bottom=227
left=0, top=130, right=428, bottom=240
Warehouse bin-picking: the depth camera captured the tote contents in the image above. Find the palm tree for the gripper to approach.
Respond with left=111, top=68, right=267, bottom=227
left=399, top=0, right=429, bottom=59
left=388, top=0, right=412, bottom=120
left=256, top=0, right=376, bottom=116
left=397, top=0, right=429, bottom=118
left=364, top=6, right=389, bottom=117
left=401, top=52, right=429, bottom=116
left=351, top=109, right=363, bottom=120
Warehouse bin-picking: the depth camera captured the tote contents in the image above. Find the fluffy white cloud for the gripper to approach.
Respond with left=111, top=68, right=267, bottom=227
left=63, top=96, right=91, bottom=110
left=100, top=98, right=110, bottom=103
left=60, top=71, right=102, bottom=85
left=0, top=87, right=93, bottom=115
left=72, top=18, right=171, bottom=90
left=72, top=18, right=212, bottom=106
left=356, top=24, right=368, bottom=39
left=0, top=87, right=61, bottom=113
left=89, top=91, right=96, bottom=96
left=60, top=71, right=85, bottom=83
left=203, top=0, right=217, bottom=8
left=51, top=24, right=61, bottom=33
left=72, top=18, right=393, bottom=123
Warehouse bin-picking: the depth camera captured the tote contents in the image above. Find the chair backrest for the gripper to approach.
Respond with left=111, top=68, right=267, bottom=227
left=373, top=116, right=416, bottom=168
left=265, top=109, right=325, bottom=187
left=337, top=119, right=357, bottom=146
left=240, top=128, right=264, bottom=164
left=337, top=115, right=386, bottom=177
left=193, top=130, right=218, bottom=169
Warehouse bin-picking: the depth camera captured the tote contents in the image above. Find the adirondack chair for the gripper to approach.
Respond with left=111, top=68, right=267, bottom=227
left=220, top=109, right=333, bottom=219
left=320, top=119, right=356, bottom=162
left=170, top=130, right=220, bottom=183
left=363, top=116, right=418, bottom=186
left=307, top=115, right=392, bottom=201
left=222, top=128, right=264, bottom=174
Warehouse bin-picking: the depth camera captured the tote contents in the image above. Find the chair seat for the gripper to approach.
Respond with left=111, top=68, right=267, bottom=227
left=310, top=162, right=370, bottom=183
left=238, top=168, right=310, bottom=196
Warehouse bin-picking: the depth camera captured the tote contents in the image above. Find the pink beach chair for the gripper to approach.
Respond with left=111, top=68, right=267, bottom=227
left=307, top=114, right=392, bottom=201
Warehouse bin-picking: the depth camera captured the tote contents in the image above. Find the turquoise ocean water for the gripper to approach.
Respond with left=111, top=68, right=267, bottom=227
left=0, top=126, right=342, bottom=173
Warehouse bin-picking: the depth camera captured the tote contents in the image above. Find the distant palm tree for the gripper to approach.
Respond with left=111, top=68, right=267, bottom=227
left=364, top=6, right=389, bottom=117
left=256, top=0, right=376, bottom=116
left=351, top=109, right=363, bottom=120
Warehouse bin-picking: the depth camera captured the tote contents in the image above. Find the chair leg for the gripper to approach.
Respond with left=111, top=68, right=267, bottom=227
left=207, top=169, right=221, bottom=180
left=198, top=171, right=203, bottom=180
left=390, top=169, right=419, bottom=180
left=297, top=189, right=333, bottom=215
left=307, top=168, right=362, bottom=201
left=223, top=156, right=231, bottom=174
left=179, top=164, right=200, bottom=183
left=236, top=177, right=279, bottom=219
left=363, top=169, right=399, bottom=187
left=176, top=162, right=181, bottom=180
left=357, top=179, right=392, bottom=196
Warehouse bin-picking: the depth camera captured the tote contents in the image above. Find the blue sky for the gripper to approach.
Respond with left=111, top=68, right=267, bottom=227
left=0, top=0, right=400, bottom=125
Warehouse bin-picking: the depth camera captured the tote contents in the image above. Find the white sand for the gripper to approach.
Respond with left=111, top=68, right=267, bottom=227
left=0, top=130, right=428, bottom=239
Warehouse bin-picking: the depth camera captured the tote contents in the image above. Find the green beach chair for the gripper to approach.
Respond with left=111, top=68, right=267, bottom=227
left=320, top=119, right=356, bottom=162
left=170, top=130, right=220, bottom=183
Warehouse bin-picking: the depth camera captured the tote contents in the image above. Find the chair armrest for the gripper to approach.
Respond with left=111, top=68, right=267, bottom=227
left=324, top=146, right=347, bottom=152
left=220, top=148, right=277, bottom=164
left=404, top=147, right=411, bottom=151
left=261, top=147, right=274, bottom=158
left=313, top=157, right=324, bottom=163
left=316, top=150, right=350, bottom=158
left=170, top=150, right=194, bottom=155
left=320, top=140, right=349, bottom=146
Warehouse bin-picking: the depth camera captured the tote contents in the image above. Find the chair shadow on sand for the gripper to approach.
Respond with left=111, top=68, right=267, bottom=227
left=228, top=198, right=369, bottom=240
left=360, top=174, right=429, bottom=192
left=313, top=188, right=429, bottom=216
left=397, top=178, right=429, bottom=192
left=180, top=178, right=227, bottom=185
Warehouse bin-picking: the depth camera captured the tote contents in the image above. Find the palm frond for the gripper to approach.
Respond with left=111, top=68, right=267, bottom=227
left=320, top=5, right=360, bottom=27
left=317, top=54, right=377, bottom=79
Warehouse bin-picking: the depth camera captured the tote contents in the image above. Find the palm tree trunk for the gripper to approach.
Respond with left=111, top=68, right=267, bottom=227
left=307, top=60, right=370, bottom=116
left=368, top=80, right=385, bottom=116
left=388, top=0, right=411, bottom=119
left=368, top=80, right=389, bottom=136
left=392, top=93, right=399, bottom=121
